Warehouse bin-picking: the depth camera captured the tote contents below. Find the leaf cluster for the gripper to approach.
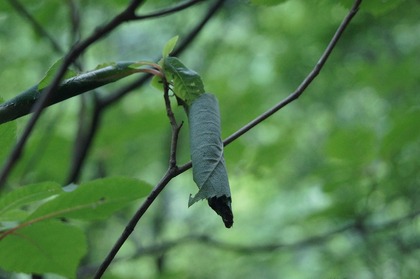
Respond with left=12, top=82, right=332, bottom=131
left=0, top=177, right=151, bottom=278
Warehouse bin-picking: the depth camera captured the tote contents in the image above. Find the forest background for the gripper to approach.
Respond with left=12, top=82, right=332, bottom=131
left=0, top=0, right=419, bottom=278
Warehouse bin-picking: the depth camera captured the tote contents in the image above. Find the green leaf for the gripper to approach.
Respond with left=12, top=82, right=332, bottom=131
left=0, top=220, right=86, bottom=278
left=163, top=56, right=205, bottom=106
left=26, top=176, right=151, bottom=221
left=187, top=93, right=233, bottom=228
left=162, top=35, right=179, bottom=58
left=151, top=74, right=164, bottom=92
left=0, top=182, right=62, bottom=223
left=37, top=58, right=78, bottom=91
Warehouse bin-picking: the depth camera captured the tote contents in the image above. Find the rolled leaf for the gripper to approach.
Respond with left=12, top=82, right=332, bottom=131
left=0, top=61, right=153, bottom=124
left=188, top=93, right=233, bottom=228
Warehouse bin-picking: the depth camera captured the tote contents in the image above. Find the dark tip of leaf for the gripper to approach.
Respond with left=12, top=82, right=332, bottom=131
left=208, top=196, right=233, bottom=228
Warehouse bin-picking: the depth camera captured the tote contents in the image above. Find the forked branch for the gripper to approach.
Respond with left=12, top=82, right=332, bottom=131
left=0, top=0, right=146, bottom=187
left=94, top=0, right=363, bottom=277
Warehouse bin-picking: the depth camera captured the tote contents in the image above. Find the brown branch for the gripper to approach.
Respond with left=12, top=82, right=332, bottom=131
left=93, top=167, right=178, bottom=278
left=0, top=0, right=147, bottom=188
left=94, top=1, right=362, bottom=276
left=93, top=81, right=185, bottom=276
left=81, top=209, right=419, bottom=278
left=134, top=0, right=206, bottom=20
left=163, top=78, right=183, bottom=168
left=67, top=0, right=81, bottom=43
left=169, top=209, right=417, bottom=254
left=100, top=0, right=226, bottom=107
left=174, top=0, right=363, bottom=175
left=223, top=0, right=363, bottom=146
left=131, top=224, right=353, bottom=256
left=66, top=1, right=223, bottom=185
left=172, top=0, right=225, bottom=57
left=94, top=3, right=229, bottom=275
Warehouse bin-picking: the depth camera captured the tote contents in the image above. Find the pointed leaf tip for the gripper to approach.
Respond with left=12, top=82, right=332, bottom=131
left=162, top=36, right=179, bottom=58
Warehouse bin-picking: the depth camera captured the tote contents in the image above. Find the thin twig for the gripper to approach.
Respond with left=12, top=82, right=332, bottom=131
left=93, top=167, right=178, bottom=279
left=8, top=0, right=63, bottom=53
left=67, top=0, right=81, bottom=43
left=130, top=223, right=353, bottom=256
left=92, top=83, right=186, bottom=275
left=223, top=0, right=362, bottom=146
left=81, top=209, right=419, bottom=277
left=174, top=0, right=363, bottom=175
left=163, top=79, right=183, bottom=168
left=69, top=1, right=221, bottom=184
left=134, top=0, right=206, bottom=20
left=94, top=1, right=362, bottom=276
left=94, top=3, right=229, bottom=273
left=0, top=0, right=146, bottom=188
left=173, top=0, right=225, bottom=57
left=93, top=81, right=187, bottom=276
left=151, top=209, right=419, bottom=254
left=100, top=0, right=226, bottom=107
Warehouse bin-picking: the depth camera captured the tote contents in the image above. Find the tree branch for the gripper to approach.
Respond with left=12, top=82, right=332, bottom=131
left=175, top=0, right=363, bottom=175
left=92, top=82, right=185, bottom=277
left=94, top=1, right=362, bottom=276
left=163, top=79, right=183, bottom=168
left=164, top=210, right=418, bottom=254
left=67, top=0, right=82, bottom=44
left=134, top=0, right=206, bottom=20
left=94, top=3, right=228, bottom=275
left=100, top=0, right=226, bottom=107
left=65, top=1, right=224, bottom=185
left=223, top=0, right=362, bottom=146
left=172, top=0, right=225, bottom=57
left=81, top=209, right=419, bottom=278
left=93, top=167, right=178, bottom=279
left=0, top=0, right=146, bottom=187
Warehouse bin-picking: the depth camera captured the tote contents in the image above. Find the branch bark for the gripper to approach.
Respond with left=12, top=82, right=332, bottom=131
left=0, top=0, right=146, bottom=186
left=94, top=0, right=363, bottom=277
left=64, top=0, right=225, bottom=185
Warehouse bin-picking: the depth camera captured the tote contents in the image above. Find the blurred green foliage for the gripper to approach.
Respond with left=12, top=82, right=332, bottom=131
left=0, top=0, right=419, bottom=278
